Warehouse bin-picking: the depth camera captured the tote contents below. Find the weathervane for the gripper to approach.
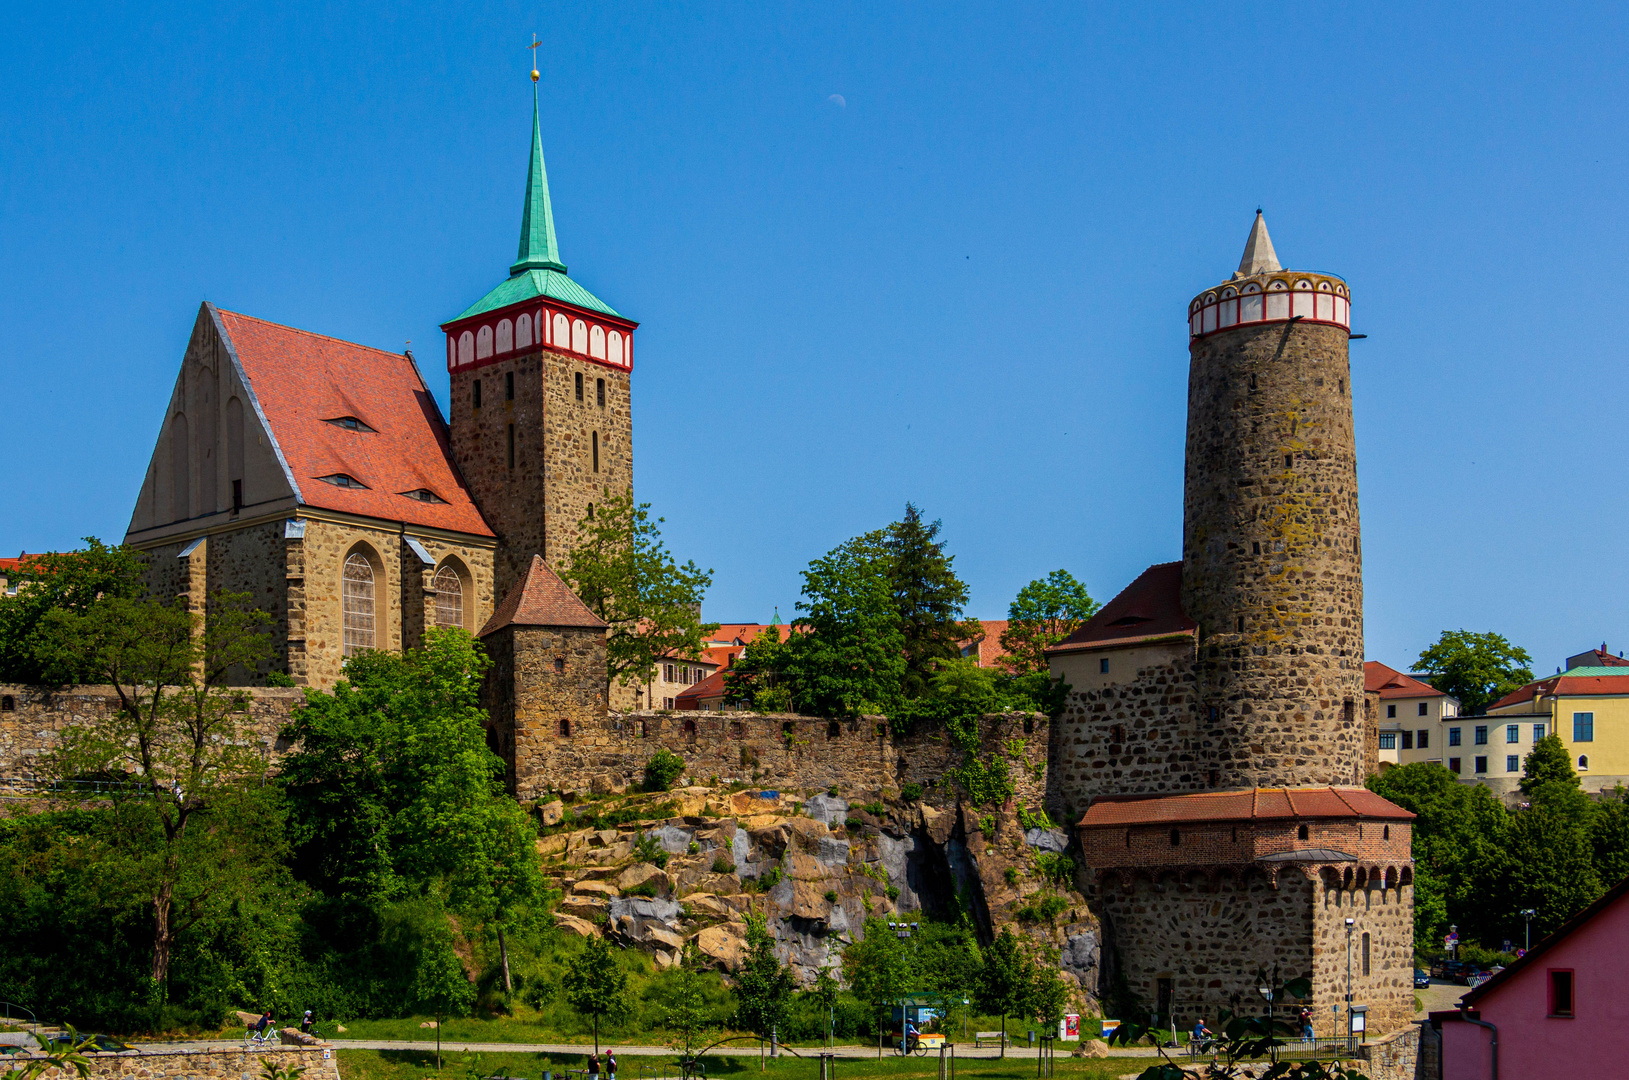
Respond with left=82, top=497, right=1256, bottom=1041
left=529, top=33, right=541, bottom=82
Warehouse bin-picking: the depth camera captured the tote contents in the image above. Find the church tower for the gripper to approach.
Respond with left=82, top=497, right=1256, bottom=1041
left=1180, top=213, right=1365, bottom=787
left=442, top=76, right=637, bottom=598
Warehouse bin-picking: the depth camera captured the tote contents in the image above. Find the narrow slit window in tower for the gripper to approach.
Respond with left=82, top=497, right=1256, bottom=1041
left=1249, top=372, right=1257, bottom=390
left=587, top=503, right=594, bottom=520
left=1285, top=455, right=1293, bottom=468
left=507, top=424, right=515, bottom=469
left=1169, top=829, right=1180, bottom=847
left=473, top=379, right=481, bottom=408
left=1237, top=616, right=1244, bottom=632
left=592, top=431, right=599, bottom=472
left=597, top=378, right=605, bottom=407
left=1361, top=933, right=1371, bottom=976
left=554, top=657, right=565, bottom=673
left=1298, top=823, right=1309, bottom=841
left=575, top=372, right=584, bottom=401
left=1253, top=541, right=1260, bottom=554
left=559, top=718, right=571, bottom=737
left=232, top=479, right=243, bottom=512
left=505, top=371, right=514, bottom=400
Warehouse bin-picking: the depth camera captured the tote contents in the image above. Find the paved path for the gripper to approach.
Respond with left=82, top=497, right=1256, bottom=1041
left=144, top=1039, right=1160, bottom=1060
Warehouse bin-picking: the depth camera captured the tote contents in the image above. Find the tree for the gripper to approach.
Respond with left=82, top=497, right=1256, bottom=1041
left=781, top=533, right=906, bottom=715
left=279, top=630, right=542, bottom=990
left=999, top=570, right=1100, bottom=676
left=40, top=588, right=277, bottom=993
left=1521, top=734, right=1579, bottom=796
left=885, top=504, right=974, bottom=698
left=733, top=912, right=796, bottom=1068
left=412, top=928, right=475, bottom=1069
left=976, top=928, right=1034, bottom=1058
left=564, top=933, right=630, bottom=1053
left=0, top=538, right=147, bottom=684
left=1590, top=787, right=1629, bottom=889
left=559, top=491, right=718, bottom=699
left=843, top=917, right=913, bottom=1057
left=664, top=942, right=714, bottom=1075
left=1415, top=631, right=1534, bottom=715
left=808, top=965, right=841, bottom=1048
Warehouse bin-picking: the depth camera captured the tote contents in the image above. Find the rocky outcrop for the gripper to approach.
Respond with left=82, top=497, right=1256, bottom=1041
left=540, top=782, right=1101, bottom=1008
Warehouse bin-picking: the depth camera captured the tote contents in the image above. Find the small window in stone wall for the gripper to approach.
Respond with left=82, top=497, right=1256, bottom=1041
left=554, top=657, right=565, bottom=673
left=1125, top=830, right=1131, bottom=848
left=1110, top=724, right=1125, bottom=744
left=506, top=372, right=515, bottom=400
left=637, top=719, right=648, bottom=737
left=1383, top=825, right=1390, bottom=840
left=1298, top=824, right=1309, bottom=841
left=684, top=719, right=697, bottom=738
left=1361, top=933, right=1371, bottom=976
left=559, top=718, right=571, bottom=737
left=731, top=721, right=745, bottom=739
left=1099, top=658, right=1110, bottom=673
left=597, top=378, right=605, bottom=407
left=1169, top=829, right=1180, bottom=846
left=0, top=695, right=12, bottom=711
left=827, top=721, right=841, bottom=739
left=576, top=372, right=584, bottom=401
left=474, top=379, right=482, bottom=408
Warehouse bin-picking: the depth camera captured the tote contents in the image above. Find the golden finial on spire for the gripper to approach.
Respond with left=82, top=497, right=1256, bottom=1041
left=529, top=34, right=541, bottom=82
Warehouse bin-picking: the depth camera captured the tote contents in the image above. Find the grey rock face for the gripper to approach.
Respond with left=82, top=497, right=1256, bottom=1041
left=610, top=896, right=682, bottom=922
left=1025, top=827, right=1070, bottom=853
left=650, top=825, right=694, bottom=854
left=1060, top=930, right=1100, bottom=987
left=805, top=793, right=849, bottom=826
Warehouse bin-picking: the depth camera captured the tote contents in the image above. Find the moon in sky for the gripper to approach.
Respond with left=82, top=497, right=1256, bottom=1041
left=827, top=94, right=846, bottom=108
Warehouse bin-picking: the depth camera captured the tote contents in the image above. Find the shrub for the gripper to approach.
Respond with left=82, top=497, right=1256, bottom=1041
left=1017, top=806, right=1056, bottom=831
left=711, top=855, right=736, bottom=875
left=977, top=814, right=996, bottom=835
left=823, top=889, right=839, bottom=903
left=1016, top=893, right=1069, bottom=923
left=860, top=801, right=886, bottom=816
left=900, top=782, right=923, bottom=802
left=845, top=818, right=863, bottom=831
left=827, top=785, right=840, bottom=797
left=885, top=885, right=900, bottom=901
left=1035, top=851, right=1077, bottom=887
left=688, top=841, right=700, bottom=855
left=624, top=880, right=660, bottom=898
left=633, top=832, right=670, bottom=869
left=265, top=671, right=297, bottom=687
left=1004, top=867, right=1019, bottom=885
left=644, top=749, right=687, bottom=792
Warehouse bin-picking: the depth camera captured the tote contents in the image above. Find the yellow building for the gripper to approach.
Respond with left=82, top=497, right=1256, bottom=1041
left=1367, top=661, right=1459, bottom=771
left=1482, top=664, right=1629, bottom=795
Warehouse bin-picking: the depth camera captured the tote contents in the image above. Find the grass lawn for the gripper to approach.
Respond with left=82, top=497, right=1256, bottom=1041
left=336, top=1050, right=1139, bottom=1080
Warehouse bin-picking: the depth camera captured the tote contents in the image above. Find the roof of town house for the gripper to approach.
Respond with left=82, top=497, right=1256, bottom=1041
left=479, top=555, right=607, bottom=636
left=1565, top=644, right=1629, bottom=669
left=0, top=554, right=36, bottom=574
left=959, top=620, right=1010, bottom=667
left=216, top=309, right=494, bottom=537
left=675, top=668, right=728, bottom=706
left=1364, top=660, right=1448, bottom=700
left=703, top=645, right=743, bottom=669
left=1458, top=870, right=1629, bottom=1008
left=1077, top=786, right=1415, bottom=828
left=1045, top=562, right=1195, bottom=655
left=1491, top=672, right=1629, bottom=710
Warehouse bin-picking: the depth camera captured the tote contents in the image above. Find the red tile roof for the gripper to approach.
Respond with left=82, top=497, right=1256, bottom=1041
left=1566, top=645, right=1629, bottom=667
left=218, top=309, right=493, bottom=537
left=959, top=620, right=1010, bottom=667
left=479, top=555, right=607, bottom=636
left=1491, top=673, right=1629, bottom=710
left=675, top=668, right=728, bottom=707
left=1363, top=660, right=1446, bottom=700
left=1077, top=787, right=1414, bottom=828
left=1045, top=562, right=1195, bottom=655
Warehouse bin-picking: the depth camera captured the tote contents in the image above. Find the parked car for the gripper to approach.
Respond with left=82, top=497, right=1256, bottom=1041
left=1414, top=968, right=1432, bottom=988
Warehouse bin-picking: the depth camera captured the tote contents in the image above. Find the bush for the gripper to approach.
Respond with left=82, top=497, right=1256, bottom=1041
left=885, top=885, right=900, bottom=901
left=711, top=855, right=736, bottom=875
left=827, top=785, right=840, bottom=797
left=860, top=801, right=886, bottom=816
left=1035, top=851, right=1077, bottom=887
left=644, top=749, right=687, bottom=792
left=1003, top=867, right=1019, bottom=885
left=1016, top=893, right=1069, bottom=923
left=900, top=782, right=923, bottom=802
left=633, top=832, right=670, bottom=869
left=823, top=889, right=839, bottom=903
left=1017, top=806, right=1056, bottom=831
left=624, top=880, right=660, bottom=898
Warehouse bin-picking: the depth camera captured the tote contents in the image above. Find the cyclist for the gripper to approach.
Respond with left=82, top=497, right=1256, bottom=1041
left=300, top=1011, right=316, bottom=1035
left=1190, top=1019, right=1214, bottom=1053
left=902, top=1019, right=920, bottom=1053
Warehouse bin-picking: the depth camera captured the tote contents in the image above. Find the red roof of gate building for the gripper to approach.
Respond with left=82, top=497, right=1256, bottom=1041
left=1044, top=562, right=1195, bottom=655
left=1077, top=786, right=1414, bottom=828
left=1363, top=661, right=1447, bottom=699
left=218, top=309, right=494, bottom=537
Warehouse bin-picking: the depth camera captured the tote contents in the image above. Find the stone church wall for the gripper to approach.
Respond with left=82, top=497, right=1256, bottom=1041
left=1315, top=878, right=1415, bottom=1038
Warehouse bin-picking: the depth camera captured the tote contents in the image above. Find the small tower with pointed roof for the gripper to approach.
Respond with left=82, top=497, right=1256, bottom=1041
left=1183, top=212, right=1364, bottom=789
left=442, top=80, right=638, bottom=600
left=479, top=554, right=609, bottom=797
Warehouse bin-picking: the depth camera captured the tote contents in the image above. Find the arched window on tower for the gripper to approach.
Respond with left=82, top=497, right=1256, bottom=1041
left=343, top=554, right=376, bottom=656
left=554, top=313, right=570, bottom=349
left=516, top=313, right=532, bottom=349
left=433, top=565, right=463, bottom=629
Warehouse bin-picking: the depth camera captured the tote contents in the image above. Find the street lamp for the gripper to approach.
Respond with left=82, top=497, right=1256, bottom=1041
left=1520, top=909, right=1537, bottom=952
left=1344, top=917, right=1356, bottom=1054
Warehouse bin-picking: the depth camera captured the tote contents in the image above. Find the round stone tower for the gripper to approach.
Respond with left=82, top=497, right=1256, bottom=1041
left=1180, top=213, right=1365, bottom=788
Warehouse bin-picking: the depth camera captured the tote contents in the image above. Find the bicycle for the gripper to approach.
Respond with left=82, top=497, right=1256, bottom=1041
left=243, top=1024, right=279, bottom=1048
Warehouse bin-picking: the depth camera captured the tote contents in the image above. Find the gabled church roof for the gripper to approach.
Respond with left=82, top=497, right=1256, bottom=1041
left=1045, top=562, right=1195, bottom=655
left=217, top=308, right=493, bottom=536
left=479, top=554, right=607, bottom=636
left=449, top=86, right=620, bottom=323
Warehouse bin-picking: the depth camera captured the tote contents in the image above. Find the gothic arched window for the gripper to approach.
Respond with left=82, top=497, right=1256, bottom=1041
left=343, top=554, right=376, bottom=656
left=433, top=565, right=463, bottom=629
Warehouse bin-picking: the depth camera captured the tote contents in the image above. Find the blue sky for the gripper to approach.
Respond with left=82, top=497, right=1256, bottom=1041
left=3, top=2, right=1626, bottom=674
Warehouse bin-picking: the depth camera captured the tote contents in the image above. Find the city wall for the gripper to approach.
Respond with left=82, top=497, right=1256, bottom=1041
left=16, top=1045, right=338, bottom=1080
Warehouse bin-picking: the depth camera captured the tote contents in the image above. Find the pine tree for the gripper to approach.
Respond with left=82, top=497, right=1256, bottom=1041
left=886, top=504, right=973, bottom=698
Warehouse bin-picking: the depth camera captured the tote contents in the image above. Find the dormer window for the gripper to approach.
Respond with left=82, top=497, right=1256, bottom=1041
left=324, top=416, right=376, bottom=433
left=400, top=489, right=446, bottom=504
left=318, top=474, right=368, bottom=489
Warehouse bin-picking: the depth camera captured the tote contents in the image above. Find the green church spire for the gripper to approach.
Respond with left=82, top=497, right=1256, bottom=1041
left=510, top=81, right=567, bottom=276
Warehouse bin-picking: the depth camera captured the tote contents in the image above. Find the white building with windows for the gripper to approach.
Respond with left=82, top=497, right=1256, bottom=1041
left=1367, top=661, right=1459, bottom=771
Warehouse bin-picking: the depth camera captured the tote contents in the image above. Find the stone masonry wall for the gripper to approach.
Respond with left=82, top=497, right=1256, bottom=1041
left=484, top=624, right=610, bottom=799
left=19, top=1045, right=338, bottom=1080
left=1096, top=870, right=1317, bottom=1030
left=1315, top=878, right=1415, bottom=1038
left=1182, top=319, right=1365, bottom=789
left=448, top=344, right=632, bottom=600
left=0, top=684, right=303, bottom=786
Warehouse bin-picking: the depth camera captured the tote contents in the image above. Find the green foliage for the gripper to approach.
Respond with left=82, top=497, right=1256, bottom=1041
left=975, top=928, right=1034, bottom=1057
left=885, top=885, right=900, bottom=901
left=886, top=504, right=976, bottom=698
left=823, top=889, right=839, bottom=903
left=709, top=854, right=735, bottom=875
left=859, top=801, right=886, bottom=816
left=900, top=782, right=923, bottom=802
left=843, top=916, right=912, bottom=1029
left=632, top=832, right=670, bottom=869
left=1415, top=630, right=1534, bottom=715
left=1035, top=852, right=1077, bottom=888
left=1004, top=866, right=1020, bottom=885
left=661, top=944, right=715, bottom=1059
left=559, top=491, right=718, bottom=694
left=998, top=570, right=1099, bottom=677
left=1014, top=894, right=1068, bottom=923
left=563, top=933, right=630, bottom=1052
left=1521, top=734, right=1577, bottom=795
left=265, top=671, right=298, bottom=687
left=643, top=750, right=687, bottom=792
left=1017, top=807, right=1056, bottom=831
left=0, top=538, right=148, bottom=684
left=731, top=912, right=796, bottom=1040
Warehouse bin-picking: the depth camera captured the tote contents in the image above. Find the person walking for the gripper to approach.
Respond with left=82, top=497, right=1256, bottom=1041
left=606, top=1051, right=617, bottom=1080
left=588, top=1053, right=601, bottom=1080
left=1299, top=1008, right=1314, bottom=1041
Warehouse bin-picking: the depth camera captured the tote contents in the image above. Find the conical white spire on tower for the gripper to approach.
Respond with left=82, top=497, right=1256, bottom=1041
left=1234, top=210, right=1281, bottom=278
